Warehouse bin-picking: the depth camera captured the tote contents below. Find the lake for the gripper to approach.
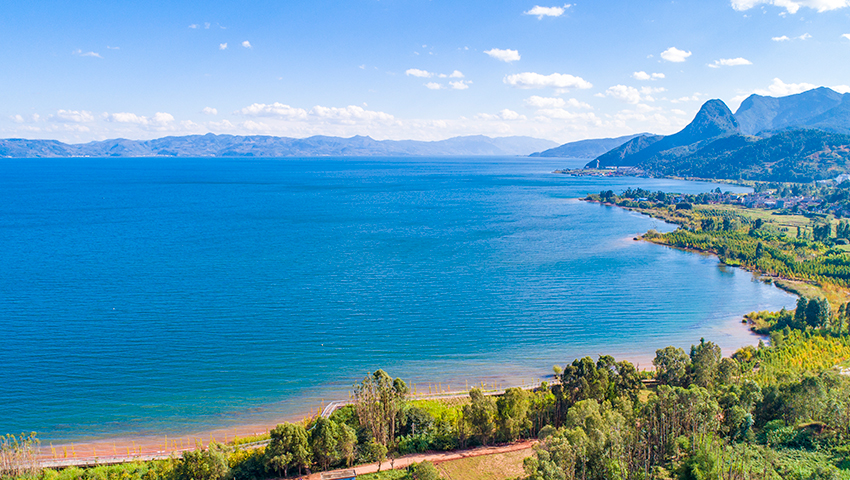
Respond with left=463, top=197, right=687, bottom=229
left=0, top=156, right=796, bottom=443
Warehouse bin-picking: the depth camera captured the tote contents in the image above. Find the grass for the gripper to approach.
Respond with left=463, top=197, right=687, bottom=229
left=695, top=204, right=814, bottom=231
left=773, top=278, right=850, bottom=307
left=358, top=470, right=410, bottom=480
left=411, top=398, right=468, bottom=424
left=434, top=448, right=534, bottom=480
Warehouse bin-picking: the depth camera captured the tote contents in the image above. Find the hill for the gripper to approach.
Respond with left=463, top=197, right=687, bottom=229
left=584, top=90, right=850, bottom=182
left=529, top=133, right=646, bottom=158
left=0, top=134, right=558, bottom=158
left=588, top=99, right=739, bottom=169
left=735, top=87, right=850, bottom=136
left=644, top=129, right=850, bottom=182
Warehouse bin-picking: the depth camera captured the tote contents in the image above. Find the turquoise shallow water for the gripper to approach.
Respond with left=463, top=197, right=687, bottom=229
left=0, top=156, right=795, bottom=443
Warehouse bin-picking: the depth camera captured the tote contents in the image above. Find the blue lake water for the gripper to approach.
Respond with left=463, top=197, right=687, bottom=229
left=0, top=156, right=796, bottom=443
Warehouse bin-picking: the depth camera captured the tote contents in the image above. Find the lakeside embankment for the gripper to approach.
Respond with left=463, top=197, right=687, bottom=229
left=582, top=193, right=850, bottom=309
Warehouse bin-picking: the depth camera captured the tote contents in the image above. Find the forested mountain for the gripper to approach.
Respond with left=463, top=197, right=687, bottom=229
left=583, top=87, right=850, bottom=182
left=529, top=133, right=647, bottom=158
left=0, top=134, right=558, bottom=158
left=735, top=87, right=850, bottom=136
left=645, top=129, right=850, bottom=182
left=589, top=100, right=739, bottom=169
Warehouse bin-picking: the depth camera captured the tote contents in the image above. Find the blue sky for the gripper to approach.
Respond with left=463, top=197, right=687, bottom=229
left=2, top=0, right=850, bottom=144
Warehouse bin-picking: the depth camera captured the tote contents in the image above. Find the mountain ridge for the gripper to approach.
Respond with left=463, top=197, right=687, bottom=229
left=0, top=133, right=558, bottom=158
left=529, top=133, right=648, bottom=158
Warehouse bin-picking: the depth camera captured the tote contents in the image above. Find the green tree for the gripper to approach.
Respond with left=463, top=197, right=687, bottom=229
left=354, top=369, right=409, bottom=446
left=496, top=387, right=532, bottom=441
left=172, top=442, right=230, bottom=480
left=690, top=338, right=721, bottom=389
left=653, top=346, right=691, bottom=387
left=361, top=439, right=388, bottom=471
left=410, top=461, right=441, bottom=480
left=337, top=423, right=357, bottom=468
left=265, top=422, right=312, bottom=477
left=805, top=297, right=830, bottom=328
left=311, top=417, right=343, bottom=471
left=463, top=388, right=497, bottom=445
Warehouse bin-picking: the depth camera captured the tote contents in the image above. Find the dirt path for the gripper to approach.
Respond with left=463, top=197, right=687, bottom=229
left=303, top=440, right=536, bottom=480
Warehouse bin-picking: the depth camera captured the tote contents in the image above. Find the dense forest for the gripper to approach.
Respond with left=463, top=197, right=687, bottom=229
left=642, top=129, right=850, bottom=183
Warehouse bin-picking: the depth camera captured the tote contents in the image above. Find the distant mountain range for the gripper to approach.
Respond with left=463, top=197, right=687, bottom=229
left=529, top=133, right=646, bottom=158
left=0, top=134, right=558, bottom=158
left=574, top=87, right=850, bottom=182
left=736, top=87, right=850, bottom=136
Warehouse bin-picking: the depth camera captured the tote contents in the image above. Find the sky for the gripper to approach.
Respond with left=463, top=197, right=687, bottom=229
left=2, top=0, right=850, bottom=144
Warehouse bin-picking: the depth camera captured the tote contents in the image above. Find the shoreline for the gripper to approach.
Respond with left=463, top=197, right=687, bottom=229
left=37, top=313, right=768, bottom=464
left=29, top=195, right=789, bottom=464
left=31, top=199, right=788, bottom=464
left=583, top=197, right=814, bottom=305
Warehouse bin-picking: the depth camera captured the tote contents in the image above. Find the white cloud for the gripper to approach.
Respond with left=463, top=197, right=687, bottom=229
left=754, top=78, right=816, bottom=96
left=524, top=4, right=571, bottom=19
left=11, top=114, right=25, bottom=124
left=189, top=24, right=199, bottom=29
left=709, top=57, right=753, bottom=68
left=843, top=33, right=850, bottom=40
left=503, top=72, right=592, bottom=90
left=671, top=109, right=688, bottom=116
left=106, top=46, right=120, bottom=50
left=524, top=96, right=592, bottom=109
left=731, top=0, right=850, bottom=14
left=309, top=105, right=395, bottom=124
left=204, top=22, right=211, bottom=29
left=632, top=71, right=665, bottom=81
left=202, top=107, right=218, bottom=115
left=660, top=47, right=692, bottom=62
left=449, top=80, right=470, bottom=90
left=525, top=96, right=566, bottom=108
left=237, top=102, right=308, bottom=119
left=406, top=68, right=432, bottom=78
left=72, top=49, right=102, bottom=58
left=107, top=112, right=174, bottom=126
left=219, top=43, right=228, bottom=50
left=534, top=109, right=599, bottom=122
left=484, top=48, right=521, bottom=63
left=603, top=85, right=642, bottom=104
left=51, top=110, right=95, bottom=123
left=425, top=82, right=442, bottom=90
left=242, top=41, right=252, bottom=48
left=449, top=70, right=464, bottom=78
left=832, top=85, right=850, bottom=93
left=670, top=93, right=705, bottom=103
left=152, top=112, right=174, bottom=124
left=773, top=33, right=811, bottom=41
left=476, top=109, right=527, bottom=121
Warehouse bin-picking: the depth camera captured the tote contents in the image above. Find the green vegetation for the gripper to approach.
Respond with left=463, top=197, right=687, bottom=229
left=587, top=187, right=850, bottom=305
left=644, top=129, right=850, bottom=183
